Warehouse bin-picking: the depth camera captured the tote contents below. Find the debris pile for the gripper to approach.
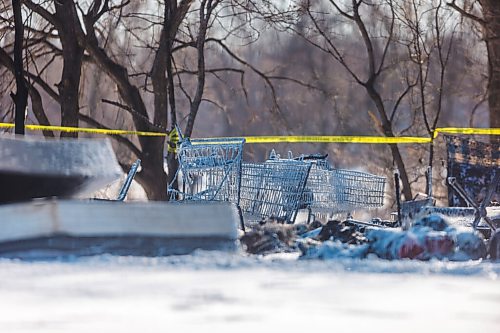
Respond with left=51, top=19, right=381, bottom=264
left=239, top=217, right=302, bottom=254
left=240, top=214, right=495, bottom=261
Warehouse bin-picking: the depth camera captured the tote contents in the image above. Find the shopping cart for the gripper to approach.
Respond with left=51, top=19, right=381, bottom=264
left=239, top=156, right=311, bottom=224
left=330, top=168, right=386, bottom=210
left=293, top=153, right=386, bottom=221
left=167, top=137, right=246, bottom=204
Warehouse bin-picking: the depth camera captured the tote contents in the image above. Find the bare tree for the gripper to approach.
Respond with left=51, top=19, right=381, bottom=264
left=0, top=0, right=286, bottom=199
left=399, top=0, right=458, bottom=196
left=19, top=0, right=86, bottom=138
left=448, top=0, right=500, bottom=129
left=287, top=0, right=417, bottom=200
left=1, top=1, right=200, bottom=199
left=0, top=1, right=55, bottom=137
left=11, top=0, right=28, bottom=134
left=0, top=0, right=486, bottom=204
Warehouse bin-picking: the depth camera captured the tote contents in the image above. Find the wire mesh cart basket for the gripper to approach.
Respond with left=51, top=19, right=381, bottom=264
left=167, top=137, right=246, bottom=205
left=239, top=158, right=312, bottom=224
left=293, top=154, right=386, bottom=221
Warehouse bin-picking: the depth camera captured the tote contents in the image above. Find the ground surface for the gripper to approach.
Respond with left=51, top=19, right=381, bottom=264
left=0, top=251, right=499, bottom=332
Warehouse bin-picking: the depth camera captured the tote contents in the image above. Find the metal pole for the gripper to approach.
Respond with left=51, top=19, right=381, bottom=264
left=394, top=169, right=402, bottom=227
left=426, top=166, right=433, bottom=199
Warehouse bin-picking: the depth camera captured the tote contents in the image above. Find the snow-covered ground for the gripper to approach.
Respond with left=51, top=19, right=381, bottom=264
left=0, top=251, right=499, bottom=333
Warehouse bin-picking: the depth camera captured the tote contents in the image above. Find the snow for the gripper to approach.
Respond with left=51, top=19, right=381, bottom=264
left=0, top=251, right=499, bottom=332
left=0, top=135, right=121, bottom=177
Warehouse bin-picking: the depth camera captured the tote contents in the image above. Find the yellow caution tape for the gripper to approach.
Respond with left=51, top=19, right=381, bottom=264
left=0, top=123, right=167, bottom=137
left=434, top=127, right=500, bottom=138
left=189, top=138, right=247, bottom=145
left=194, top=128, right=498, bottom=144
left=238, top=135, right=432, bottom=144
left=167, top=126, right=179, bottom=153
left=1, top=122, right=497, bottom=144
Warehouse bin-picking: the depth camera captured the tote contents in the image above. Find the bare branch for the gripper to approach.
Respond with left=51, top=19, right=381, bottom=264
left=208, top=38, right=288, bottom=123
left=295, top=4, right=365, bottom=85
left=22, top=0, right=61, bottom=30
left=390, top=76, right=418, bottom=123
left=101, top=98, right=166, bottom=132
left=447, top=1, right=485, bottom=25
left=377, top=0, right=396, bottom=75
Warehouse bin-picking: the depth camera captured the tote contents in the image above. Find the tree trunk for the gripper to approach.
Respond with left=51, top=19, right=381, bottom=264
left=12, top=0, right=27, bottom=135
left=55, top=2, right=84, bottom=138
left=78, top=16, right=168, bottom=200
left=135, top=137, right=168, bottom=200
left=365, top=84, right=413, bottom=201
left=185, top=2, right=209, bottom=138
left=388, top=143, right=413, bottom=201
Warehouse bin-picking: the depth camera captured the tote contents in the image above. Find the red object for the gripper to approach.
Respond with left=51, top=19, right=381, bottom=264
left=398, top=236, right=425, bottom=259
left=424, top=235, right=455, bottom=255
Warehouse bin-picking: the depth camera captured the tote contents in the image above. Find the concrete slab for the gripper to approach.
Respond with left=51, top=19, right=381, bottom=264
left=0, top=199, right=241, bottom=258
left=0, top=135, right=122, bottom=202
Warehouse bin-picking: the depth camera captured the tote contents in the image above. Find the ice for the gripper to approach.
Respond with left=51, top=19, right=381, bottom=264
left=0, top=251, right=499, bottom=332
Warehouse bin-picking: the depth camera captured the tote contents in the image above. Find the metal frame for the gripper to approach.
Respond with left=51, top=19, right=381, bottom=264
left=447, top=172, right=499, bottom=232
left=443, top=134, right=499, bottom=232
left=116, top=159, right=141, bottom=201
left=292, top=154, right=386, bottom=221
left=93, top=159, right=141, bottom=202
left=399, top=135, right=498, bottom=233
left=239, top=159, right=311, bottom=223
left=168, top=137, right=246, bottom=205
